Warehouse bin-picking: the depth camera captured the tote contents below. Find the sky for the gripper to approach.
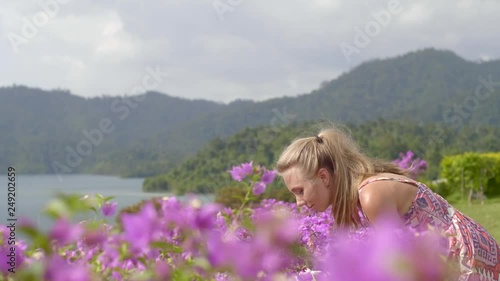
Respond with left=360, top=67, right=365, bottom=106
left=1, top=0, right=499, bottom=103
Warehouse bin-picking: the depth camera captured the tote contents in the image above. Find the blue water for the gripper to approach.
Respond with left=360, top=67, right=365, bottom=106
left=0, top=174, right=213, bottom=238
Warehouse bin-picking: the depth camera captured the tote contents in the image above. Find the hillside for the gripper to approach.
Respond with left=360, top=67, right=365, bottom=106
left=2, top=48, right=499, bottom=176
left=0, top=87, right=224, bottom=175
left=143, top=119, right=500, bottom=194
left=143, top=48, right=500, bottom=172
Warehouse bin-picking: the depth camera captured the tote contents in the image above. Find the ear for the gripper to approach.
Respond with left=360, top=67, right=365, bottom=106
left=317, top=168, right=331, bottom=188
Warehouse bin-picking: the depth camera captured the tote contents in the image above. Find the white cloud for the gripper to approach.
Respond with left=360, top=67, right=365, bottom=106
left=94, top=15, right=139, bottom=59
left=194, top=34, right=256, bottom=56
left=1, top=0, right=500, bottom=103
left=398, top=3, right=434, bottom=25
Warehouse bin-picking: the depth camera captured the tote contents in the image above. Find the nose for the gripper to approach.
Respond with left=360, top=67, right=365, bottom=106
left=297, top=198, right=312, bottom=209
left=297, top=199, right=315, bottom=210
left=297, top=199, right=307, bottom=208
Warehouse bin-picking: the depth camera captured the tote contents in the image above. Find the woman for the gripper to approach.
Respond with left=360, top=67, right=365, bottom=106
left=275, top=125, right=500, bottom=280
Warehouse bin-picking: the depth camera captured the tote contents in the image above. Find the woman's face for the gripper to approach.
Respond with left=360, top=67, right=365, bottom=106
left=282, top=166, right=332, bottom=212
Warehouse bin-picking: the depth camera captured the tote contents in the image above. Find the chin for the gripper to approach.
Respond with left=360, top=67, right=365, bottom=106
left=315, top=205, right=328, bottom=212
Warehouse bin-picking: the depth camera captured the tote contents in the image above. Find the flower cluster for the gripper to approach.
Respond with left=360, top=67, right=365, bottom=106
left=228, top=161, right=276, bottom=195
left=0, top=162, right=456, bottom=281
left=1, top=198, right=308, bottom=280
left=393, top=150, right=428, bottom=179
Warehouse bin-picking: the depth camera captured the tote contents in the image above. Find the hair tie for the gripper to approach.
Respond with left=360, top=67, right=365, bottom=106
left=316, top=135, right=323, bottom=144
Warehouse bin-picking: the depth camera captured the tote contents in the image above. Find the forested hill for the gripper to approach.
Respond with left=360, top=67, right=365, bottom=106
left=181, top=48, right=500, bottom=135
left=2, top=48, right=499, bottom=176
left=142, top=119, right=500, bottom=194
left=0, top=87, right=224, bottom=175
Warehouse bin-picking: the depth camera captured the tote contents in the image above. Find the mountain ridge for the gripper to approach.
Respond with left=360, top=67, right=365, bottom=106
left=2, top=48, right=499, bottom=176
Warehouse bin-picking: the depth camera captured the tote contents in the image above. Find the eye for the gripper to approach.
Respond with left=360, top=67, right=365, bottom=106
left=290, top=187, right=303, bottom=196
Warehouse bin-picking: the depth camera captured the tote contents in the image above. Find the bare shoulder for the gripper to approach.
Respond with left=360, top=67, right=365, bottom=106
left=358, top=173, right=418, bottom=222
left=358, top=173, right=416, bottom=198
left=357, top=179, right=399, bottom=224
left=359, top=173, right=415, bottom=187
left=358, top=178, right=396, bottom=207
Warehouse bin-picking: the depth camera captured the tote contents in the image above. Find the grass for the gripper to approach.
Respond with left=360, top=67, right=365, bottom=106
left=451, top=198, right=500, bottom=242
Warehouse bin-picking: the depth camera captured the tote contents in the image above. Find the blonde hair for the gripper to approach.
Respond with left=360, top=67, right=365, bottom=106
left=275, top=124, right=407, bottom=228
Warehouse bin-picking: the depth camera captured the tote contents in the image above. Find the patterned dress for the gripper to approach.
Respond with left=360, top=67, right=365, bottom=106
left=358, top=177, right=500, bottom=281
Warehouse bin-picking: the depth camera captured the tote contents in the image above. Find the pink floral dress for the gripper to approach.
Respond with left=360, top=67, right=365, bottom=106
left=358, top=177, right=500, bottom=281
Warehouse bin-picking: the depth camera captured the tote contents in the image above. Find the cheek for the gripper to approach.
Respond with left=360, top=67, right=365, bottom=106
left=318, top=186, right=331, bottom=205
left=304, top=187, right=318, bottom=202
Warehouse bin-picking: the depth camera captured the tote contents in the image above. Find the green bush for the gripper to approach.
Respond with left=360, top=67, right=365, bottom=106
left=425, top=179, right=454, bottom=199
left=439, top=152, right=500, bottom=200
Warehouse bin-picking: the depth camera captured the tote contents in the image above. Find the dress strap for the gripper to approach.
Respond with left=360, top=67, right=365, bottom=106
left=358, top=176, right=419, bottom=192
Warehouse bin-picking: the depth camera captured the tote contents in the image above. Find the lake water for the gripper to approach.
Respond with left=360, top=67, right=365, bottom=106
left=0, top=174, right=213, bottom=236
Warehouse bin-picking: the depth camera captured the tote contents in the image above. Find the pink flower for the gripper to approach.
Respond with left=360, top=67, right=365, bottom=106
left=82, top=230, right=107, bottom=247
left=101, top=202, right=117, bottom=217
left=49, top=219, right=83, bottom=246
left=393, top=150, right=428, bottom=179
left=228, top=162, right=254, bottom=181
left=121, top=202, right=158, bottom=251
left=240, top=161, right=254, bottom=175
left=252, top=182, right=266, bottom=195
left=229, top=167, right=245, bottom=181
left=44, top=256, right=91, bottom=281
left=261, top=170, right=276, bottom=185
left=154, top=260, right=171, bottom=280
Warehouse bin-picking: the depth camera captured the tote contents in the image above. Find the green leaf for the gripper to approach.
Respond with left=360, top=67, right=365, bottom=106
left=191, top=257, right=210, bottom=271
left=19, top=224, right=51, bottom=254
left=151, top=241, right=183, bottom=253
left=95, top=193, right=105, bottom=207
left=120, top=243, right=130, bottom=259
left=44, top=199, right=70, bottom=219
